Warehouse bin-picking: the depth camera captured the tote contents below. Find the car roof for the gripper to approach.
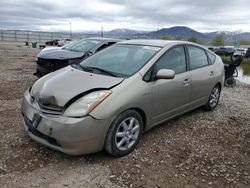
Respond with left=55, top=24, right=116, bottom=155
left=85, top=37, right=122, bottom=42
left=117, top=39, right=198, bottom=47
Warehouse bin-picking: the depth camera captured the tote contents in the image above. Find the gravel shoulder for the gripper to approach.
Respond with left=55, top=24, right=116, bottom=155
left=0, top=42, right=250, bottom=187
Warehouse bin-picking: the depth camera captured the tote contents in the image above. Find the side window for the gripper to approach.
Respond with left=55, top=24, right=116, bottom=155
left=207, top=51, right=216, bottom=64
left=155, top=46, right=186, bottom=74
left=188, top=46, right=209, bottom=69
left=95, top=43, right=109, bottom=52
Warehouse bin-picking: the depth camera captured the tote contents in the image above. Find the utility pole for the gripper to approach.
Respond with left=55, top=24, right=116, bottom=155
left=101, top=27, right=103, bottom=38
left=70, top=21, right=72, bottom=39
left=1, top=29, right=3, bottom=41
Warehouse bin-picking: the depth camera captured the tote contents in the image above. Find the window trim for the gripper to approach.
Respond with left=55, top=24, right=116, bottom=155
left=185, top=44, right=210, bottom=71
left=205, top=50, right=216, bottom=65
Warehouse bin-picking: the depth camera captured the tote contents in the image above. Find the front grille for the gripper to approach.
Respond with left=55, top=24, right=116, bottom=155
left=37, top=58, right=68, bottom=72
left=38, top=103, right=63, bottom=116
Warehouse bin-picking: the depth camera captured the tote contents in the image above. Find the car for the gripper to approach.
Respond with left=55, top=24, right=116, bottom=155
left=208, top=46, right=219, bottom=52
left=34, top=38, right=121, bottom=77
left=21, top=40, right=224, bottom=157
left=233, top=48, right=246, bottom=57
left=58, top=38, right=72, bottom=46
left=214, top=47, right=235, bottom=56
left=45, top=39, right=60, bottom=46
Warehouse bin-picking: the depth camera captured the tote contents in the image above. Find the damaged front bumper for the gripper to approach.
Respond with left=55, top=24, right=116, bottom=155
left=21, top=90, right=111, bottom=156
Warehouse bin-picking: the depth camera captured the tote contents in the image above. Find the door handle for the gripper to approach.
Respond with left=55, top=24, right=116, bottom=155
left=183, top=78, right=190, bottom=86
left=210, top=71, right=215, bottom=76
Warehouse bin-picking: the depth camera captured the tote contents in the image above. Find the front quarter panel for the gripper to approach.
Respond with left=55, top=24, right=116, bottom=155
left=89, top=73, right=152, bottom=129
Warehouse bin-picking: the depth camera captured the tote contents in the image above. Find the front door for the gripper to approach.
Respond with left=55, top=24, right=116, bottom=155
left=151, top=45, right=191, bottom=124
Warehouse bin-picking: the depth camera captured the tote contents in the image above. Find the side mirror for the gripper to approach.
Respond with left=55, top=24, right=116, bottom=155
left=156, top=69, right=175, bottom=80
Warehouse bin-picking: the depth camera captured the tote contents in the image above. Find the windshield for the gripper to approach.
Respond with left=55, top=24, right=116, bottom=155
left=62, top=39, right=101, bottom=52
left=79, top=44, right=161, bottom=77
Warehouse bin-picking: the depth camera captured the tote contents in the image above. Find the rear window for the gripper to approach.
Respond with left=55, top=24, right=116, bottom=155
left=207, top=51, right=216, bottom=64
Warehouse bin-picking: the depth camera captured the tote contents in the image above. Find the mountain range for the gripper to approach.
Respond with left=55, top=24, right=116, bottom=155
left=85, top=26, right=250, bottom=44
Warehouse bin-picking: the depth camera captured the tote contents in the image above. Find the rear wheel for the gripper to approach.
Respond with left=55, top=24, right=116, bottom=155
left=205, top=85, right=221, bottom=111
left=104, top=110, right=143, bottom=157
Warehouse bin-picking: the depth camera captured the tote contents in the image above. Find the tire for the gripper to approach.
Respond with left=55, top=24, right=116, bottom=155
left=205, top=84, right=221, bottom=111
left=104, top=110, right=143, bottom=157
left=224, top=77, right=236, bottom=87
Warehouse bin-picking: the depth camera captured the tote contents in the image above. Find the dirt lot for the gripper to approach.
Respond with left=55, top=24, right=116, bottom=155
left=0, top=42, right=250, bottom=188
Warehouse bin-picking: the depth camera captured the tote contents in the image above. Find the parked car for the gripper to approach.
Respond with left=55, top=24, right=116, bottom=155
left=208, top=46, right=219, bottom=52
left=233, top=48, right=246, bottom=57
left=34, top=38, right=121, bottom=77
left=214, top=47, right=235, bottom=56
left=58, top=38, right=72, bottom=46
left=21, top=40, right=224, bottom=157
left=245, top=48, right=250, bottom=58
left=39, top=39, right=60, bottom=49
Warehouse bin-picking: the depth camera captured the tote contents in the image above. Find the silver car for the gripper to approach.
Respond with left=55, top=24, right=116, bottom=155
left=21, top=40, right=224, bottom=157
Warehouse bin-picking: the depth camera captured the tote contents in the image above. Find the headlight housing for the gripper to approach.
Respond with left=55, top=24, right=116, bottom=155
left=63, top=90, right=111, bottom=117
left=68, top=58, right=81, bottom=64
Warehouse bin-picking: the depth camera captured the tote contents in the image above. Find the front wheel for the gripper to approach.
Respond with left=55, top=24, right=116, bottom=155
left=205, top=85, right=221, bottom=111
left=104, top=110, right=143, bottom=157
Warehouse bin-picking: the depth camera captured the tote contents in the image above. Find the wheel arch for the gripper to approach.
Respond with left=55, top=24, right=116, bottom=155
left=129, top=107, right=147, bottom=132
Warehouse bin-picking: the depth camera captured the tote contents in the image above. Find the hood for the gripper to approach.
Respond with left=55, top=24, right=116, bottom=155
left=31, top=66, right=124, bottom=107
left=38, top=48, right=85, bottom=60
left=40, top=46, right=62, bottom=53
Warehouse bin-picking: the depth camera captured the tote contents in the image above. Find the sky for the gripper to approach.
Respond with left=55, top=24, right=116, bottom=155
left=0, top=0, right=250, bottom=32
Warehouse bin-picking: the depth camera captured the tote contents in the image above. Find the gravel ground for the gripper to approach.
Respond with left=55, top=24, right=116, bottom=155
left=0, top=42, right=250, bottom=188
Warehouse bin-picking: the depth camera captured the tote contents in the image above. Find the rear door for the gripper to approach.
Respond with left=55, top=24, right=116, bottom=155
left=186, top=45, right=216, bottom=105
left=151, top=45, right=191, bottom=124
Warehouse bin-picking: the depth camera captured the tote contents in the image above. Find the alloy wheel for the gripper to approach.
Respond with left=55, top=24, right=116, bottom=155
left=209, top=87, right=220, bottom=108
left=115, top=117, right=140, bottom=151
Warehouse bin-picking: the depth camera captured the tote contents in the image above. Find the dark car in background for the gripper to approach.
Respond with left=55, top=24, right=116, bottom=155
left=214, top=47, right=235, bottom=56
left=34, top=38, right=121, bottom=77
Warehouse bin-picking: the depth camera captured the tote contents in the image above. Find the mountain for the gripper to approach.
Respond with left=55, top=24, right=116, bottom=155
left=81, top=26, right=250, bottom=44
left=105, top=29, right=148, bottom=36
left=144, top=26, right=205, bottom=39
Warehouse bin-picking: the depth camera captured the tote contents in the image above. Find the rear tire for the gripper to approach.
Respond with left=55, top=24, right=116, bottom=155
left=205, top=85, right=221, bottom=111
left=224, top=77, right=236, bottom=87
left=104, top=110, right=143, bottom=157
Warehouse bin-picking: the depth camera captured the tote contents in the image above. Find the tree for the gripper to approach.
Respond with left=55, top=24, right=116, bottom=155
left=187, top=37, right=198, bottom=43
left=160, top=35, right=170, bottom=40
left=240, top=39, right=250, bottom=45
left=211, top=32, right=225, bottom=46
left=174, top=36, right=182, bottom=40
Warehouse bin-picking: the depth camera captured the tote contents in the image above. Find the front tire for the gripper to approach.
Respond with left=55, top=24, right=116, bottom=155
left=205, top=85, right=221, bottom=111
left=104, top=110, right=143, bottom=157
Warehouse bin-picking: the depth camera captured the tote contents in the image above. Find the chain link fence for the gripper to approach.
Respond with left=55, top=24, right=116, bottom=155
left=0, top=29, right=100, bottom=45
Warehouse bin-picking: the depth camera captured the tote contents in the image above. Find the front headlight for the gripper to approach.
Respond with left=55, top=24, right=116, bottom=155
left=63, top=90, right=111, bottom=117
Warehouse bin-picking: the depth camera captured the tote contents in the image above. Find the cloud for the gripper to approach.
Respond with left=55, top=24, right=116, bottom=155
left=0, top=0, right=249, bottom=32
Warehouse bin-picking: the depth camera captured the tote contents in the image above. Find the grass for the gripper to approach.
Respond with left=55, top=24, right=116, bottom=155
left=241, top=60, right=250, bottom=75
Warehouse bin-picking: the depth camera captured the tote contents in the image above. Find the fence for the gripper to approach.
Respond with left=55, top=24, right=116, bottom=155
left=0, top=29, right=99, bottom=44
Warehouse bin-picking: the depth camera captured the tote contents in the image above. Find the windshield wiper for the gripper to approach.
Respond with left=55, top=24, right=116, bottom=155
left=86, top=66, right=118, bottom=77
left=75, top=64, right=118, bottom=77
left=75, top=64, right=94, bottom=72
